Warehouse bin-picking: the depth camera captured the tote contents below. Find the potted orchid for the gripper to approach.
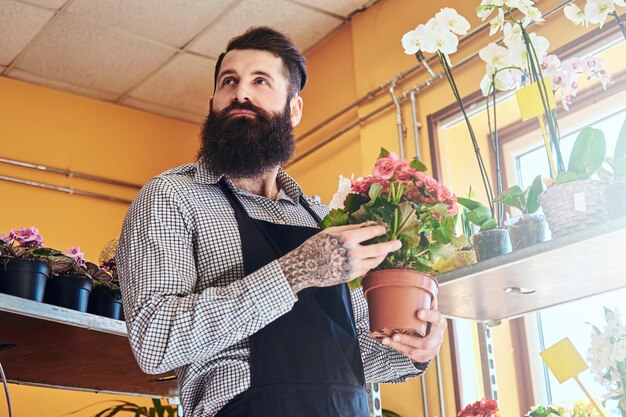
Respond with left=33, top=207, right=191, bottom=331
left=0, top=227, right=51, bottom=302
left=321, top=149, right=464, bottom=340
left=587, top=307, right=626, bottom=417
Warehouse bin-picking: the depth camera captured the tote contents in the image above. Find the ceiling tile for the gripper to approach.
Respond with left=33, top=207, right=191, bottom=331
left=288, top=0, right=367, bottom=18
left=19, top=0, right=66, bottom=9
left=6, top=67, right=120, bottom=101
left=66, top=0, right=236, bottom=48
left=13, top=11, right=176, bottom=94
left=119, top=97, right=204, bottom=124
left=129, top=53, right=215, bottom=115
left=0, top=0, right=55, bottom=65
left=189, top=0, right=343, bottom=57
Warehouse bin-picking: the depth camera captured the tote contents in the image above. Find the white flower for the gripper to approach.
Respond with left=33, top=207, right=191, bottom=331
left=435, top=7, right=471, bottom=35
left=421, top=27, right=459, bottom=54
left=615, top=0, right=626, bottom=7
left=613, top=338, right=626, bottom=362
left=564, top=3, right=588, bottom=25
left=505, top=0, right=534, bottom=15
left=526, top=6, right=545, bottom=22
left=480, top=42, right=510, bottom=67
left=402, top=26, right=423, bottom=54
left=328, top=175, right=353, bottom=210
left=585, top=0, right=616, bottom=26
left=476, top=0, right=505, bottom=21
left=503, top=22, right=522, bottom=47
left=489, top=8, right=506, bottom=35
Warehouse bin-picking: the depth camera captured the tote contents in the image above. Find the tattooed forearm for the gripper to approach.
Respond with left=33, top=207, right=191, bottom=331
left=278, top=233, right=352, bottom=293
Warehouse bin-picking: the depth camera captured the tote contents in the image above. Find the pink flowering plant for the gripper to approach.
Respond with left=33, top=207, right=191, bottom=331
left=321, top=149, right=465, bottom=287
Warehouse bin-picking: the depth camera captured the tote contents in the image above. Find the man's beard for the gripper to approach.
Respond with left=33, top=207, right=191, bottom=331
left=198, top=100, right=295, bottom=178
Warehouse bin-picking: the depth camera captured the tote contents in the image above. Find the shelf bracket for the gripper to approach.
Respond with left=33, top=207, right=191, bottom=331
left=477, top=321, right=499, bottom=400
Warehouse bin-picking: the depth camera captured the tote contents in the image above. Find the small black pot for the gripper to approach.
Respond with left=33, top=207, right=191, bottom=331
left=44, top=275, right=93, bottom=312
left=88, top=285, right=124, bottom=320
left=0, top=259, right=50, bottom=302
left=472, top=229, right=512, bottom=261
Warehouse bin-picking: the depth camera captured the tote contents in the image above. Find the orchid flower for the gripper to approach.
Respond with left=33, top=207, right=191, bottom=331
left=564, top=3, right=588, bottom=25
left=401, top=8, right=470, bottom=56
left=585, top=0, right=617, bottom=26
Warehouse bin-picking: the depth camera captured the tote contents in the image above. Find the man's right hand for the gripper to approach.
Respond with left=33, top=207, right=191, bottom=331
left=278, top=223, right=402, bottom=294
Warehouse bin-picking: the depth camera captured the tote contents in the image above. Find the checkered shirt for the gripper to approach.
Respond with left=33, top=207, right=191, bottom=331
left=117, top=161, right=426, bottom=417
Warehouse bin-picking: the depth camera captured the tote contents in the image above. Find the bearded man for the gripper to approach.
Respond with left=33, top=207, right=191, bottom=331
left=117, top=26, right=446, bottom=417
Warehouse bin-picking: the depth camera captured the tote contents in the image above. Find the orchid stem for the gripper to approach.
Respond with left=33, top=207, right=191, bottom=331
left=611, top=11, right=626, bottom=41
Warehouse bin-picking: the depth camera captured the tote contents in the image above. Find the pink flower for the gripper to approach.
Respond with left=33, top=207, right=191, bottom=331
left=66, top=246, right=86, bottom=267
left=9, top=227, right=44, bottom=248
left=0, top=234, right=12, bottom=245
left=373, top=155, right=399, bottom=180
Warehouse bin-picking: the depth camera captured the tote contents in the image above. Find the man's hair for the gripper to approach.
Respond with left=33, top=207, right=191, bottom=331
left=213, top=27, right=307, bottom=98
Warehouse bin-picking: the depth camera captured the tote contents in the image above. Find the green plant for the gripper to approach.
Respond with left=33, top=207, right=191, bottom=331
left=526, top=405, right=562, bottom=417
left=494, top=174, right=544, bottom=215
left=382, top=409, right=402, bottom=417
left=556, top=126, right=606, bottom=184
left=65, top=399, right=177, bottom=417
left=457, top=197, right=497, bottom=233
left=321, top=148, right=464, bottom=287
left=602, top=117, right=626, bottom=179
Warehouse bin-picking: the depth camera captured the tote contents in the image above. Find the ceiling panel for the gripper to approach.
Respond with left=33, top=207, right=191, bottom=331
left=19, top=0, right=67, bottom=9
left=119, top=97, right=205, bottom=124
left=13, top=11, right=176, bottom=94
left=129, top=53, right=215, bottom=115
left=66, top=0, right=237, bottom=48
left=188, top=0, right=343, bottom=57
left=288, top=0, right=369, bottom=18
left=6, top=67, right=120, bottom=101
left=0, top=0, right=55, bottom=65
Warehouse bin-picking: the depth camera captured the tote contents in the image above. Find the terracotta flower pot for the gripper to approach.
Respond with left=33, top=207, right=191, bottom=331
left=362, top=269, right=438, bottom=341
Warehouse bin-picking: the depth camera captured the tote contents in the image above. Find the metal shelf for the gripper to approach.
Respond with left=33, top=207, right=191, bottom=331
left=0, top=294, right=178, bottom=397
left=437, top=216, right=626, bottom=323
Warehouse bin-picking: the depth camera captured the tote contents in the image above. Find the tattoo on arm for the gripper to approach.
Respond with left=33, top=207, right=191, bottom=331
left=278, top=233, right=352, bottom=293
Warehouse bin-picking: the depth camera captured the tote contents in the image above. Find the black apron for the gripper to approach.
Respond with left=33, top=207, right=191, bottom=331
left=215, top=178, right=368, bottom=417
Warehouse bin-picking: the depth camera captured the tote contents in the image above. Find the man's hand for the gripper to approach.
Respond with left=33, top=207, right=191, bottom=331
left=279, top=223, right=401, bottom=293
left=380, top=306, right=447, bottom=363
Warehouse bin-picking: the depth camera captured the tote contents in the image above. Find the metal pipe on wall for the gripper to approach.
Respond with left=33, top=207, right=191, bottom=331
left=409, top=90, right=421, bottom=160
left=0, top=156, right=142, bottom=190
left=389, top=79, right=406, bottom=159
left=421, top=374, right=430, bottom=417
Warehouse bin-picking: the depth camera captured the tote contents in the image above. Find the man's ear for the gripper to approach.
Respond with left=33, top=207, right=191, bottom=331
left=290, top=95, right=303, bottom=127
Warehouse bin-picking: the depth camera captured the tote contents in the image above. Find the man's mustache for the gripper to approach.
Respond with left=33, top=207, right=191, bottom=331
left=219, top=101, right=271, bottom=120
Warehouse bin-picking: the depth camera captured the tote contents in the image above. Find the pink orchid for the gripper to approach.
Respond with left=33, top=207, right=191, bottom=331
left=9, top=227, right=44, bottom=248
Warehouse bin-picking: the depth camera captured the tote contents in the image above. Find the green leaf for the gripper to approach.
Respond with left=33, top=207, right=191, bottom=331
left=525, top=175, right=544, bottom=214
left=344, top=193, right=368, bottom=213
left=410, top=158, right=428, bottom=172
left=318, top=209, right=349, bottom=229
left=378, top=148, right=390, bottom=158
left=467, top=206, right=492, bottom=226
left=567, top=127, right=606, bottom=177
left=556, top=171, right=581, bottom=184
left=479, top=218, right=497, bottom=231
left=494, top=185, right=525, bottom=212
left=368, top=182, right=383, bottom=204
left=457, top=197, right=486, bottom=210
left=395, top=202, right=421, bottom=244
left=613, top=156, right=626, bottom=178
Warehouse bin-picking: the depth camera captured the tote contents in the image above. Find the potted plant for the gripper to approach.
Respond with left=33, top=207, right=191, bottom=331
left=601, top=118, right=626, bottom=219
left=538, top=126, right=609, bottom=237
left=457, top=197, right=511, bottom=262
left=87, top=256, right=123, bottom=320
left=0, top=227, right=50, bottom=302
left=495, top=174, right=549, bottom=250
left=42, top=246, right=94, bottom=312
left=321, top=149, right=464, bottom=340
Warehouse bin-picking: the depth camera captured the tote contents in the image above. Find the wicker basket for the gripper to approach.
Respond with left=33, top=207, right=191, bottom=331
left=538, top=179, right=608, bottom=238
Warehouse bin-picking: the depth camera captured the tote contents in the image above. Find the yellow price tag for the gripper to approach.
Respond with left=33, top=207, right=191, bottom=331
left=516, top=78, right=557, bottom=121
left=540, top=337, right=588, bottom=384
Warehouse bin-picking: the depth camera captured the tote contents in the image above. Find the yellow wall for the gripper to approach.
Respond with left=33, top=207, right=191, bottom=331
left=0, top=76, right=198, bottom=416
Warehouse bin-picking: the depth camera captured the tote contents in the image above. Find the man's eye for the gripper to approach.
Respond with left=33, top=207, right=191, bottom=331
left=254, top=78, right=268, bottom=85
left=223, top=78, right=236, bottom=85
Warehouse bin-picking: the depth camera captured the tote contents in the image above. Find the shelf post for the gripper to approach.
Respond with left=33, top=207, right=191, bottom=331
left=477, top=321, right=499, bottom=400
left=367, top=383, right=382, bottom=416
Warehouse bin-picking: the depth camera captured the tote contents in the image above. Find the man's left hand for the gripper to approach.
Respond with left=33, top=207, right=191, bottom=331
left=380, top=307, right=447, bottom=363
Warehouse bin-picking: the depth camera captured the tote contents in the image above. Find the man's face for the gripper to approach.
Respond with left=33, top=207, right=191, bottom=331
left=211, top=49, right=302, bottom=126
left=198, top=49, right=303, bottom=178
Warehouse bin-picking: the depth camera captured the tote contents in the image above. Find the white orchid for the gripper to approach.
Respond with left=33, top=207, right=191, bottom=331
left=401, top=8, right=469, bottom=56
left=585, top=0, right=616, bottom=26
left=489, top=8, right=506, bottom=35
left=564, top=3, right=588, bottom=25
left=435, top=7, right=471, bottom=35
left=503, top=22, right=522, bottom=46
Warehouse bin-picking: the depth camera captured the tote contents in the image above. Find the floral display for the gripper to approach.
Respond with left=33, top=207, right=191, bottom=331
left=457, top=398, right=499, bottom=417
left=322, top=149, right=464, bottom=286
left=588, top=308, right=626, bottom=417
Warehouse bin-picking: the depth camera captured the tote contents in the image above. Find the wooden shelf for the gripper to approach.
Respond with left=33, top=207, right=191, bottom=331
left=0, top=294, right=177, bottom=397
left=437, top=216, right=626, bottom=323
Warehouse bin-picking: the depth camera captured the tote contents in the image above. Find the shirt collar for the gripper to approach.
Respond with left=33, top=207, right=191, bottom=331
left=193, top=160, right=303, bottom=204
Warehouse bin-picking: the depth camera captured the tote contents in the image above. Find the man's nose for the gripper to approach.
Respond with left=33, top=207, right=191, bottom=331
left=232, top=85, right=251, bottom=103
